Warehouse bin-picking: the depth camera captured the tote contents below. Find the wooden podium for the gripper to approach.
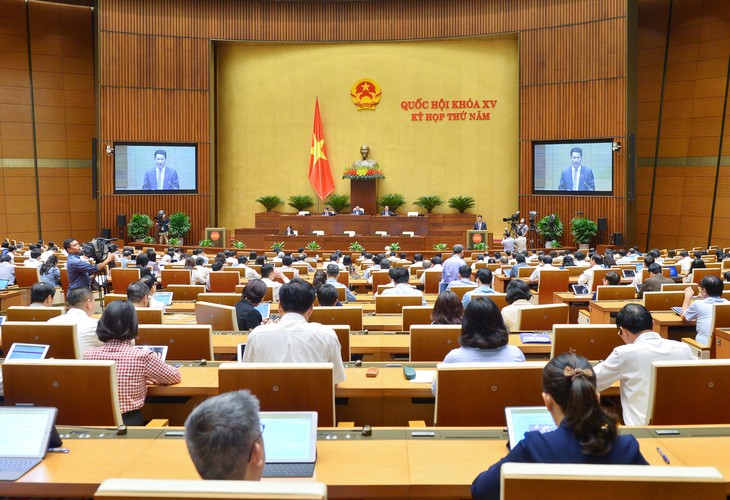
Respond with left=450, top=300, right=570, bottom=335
left=466, top=230, right=489, bottom=249
left=205, top=227, right=227, bottom=248
left=349, top=179, right=378, bottom=215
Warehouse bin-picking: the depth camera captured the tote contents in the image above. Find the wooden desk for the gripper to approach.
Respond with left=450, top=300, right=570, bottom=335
left=494, top=275, right=510, bottom=293
left=11, top=426, right=730, bottom=498
left=589, top=299, right=640, bottom=324
left=553, top=292, right=591, bottom=323
left=715, top=328, right=730, bottom=358
left=0, top=288, right=31, bottom=310
left=652, top=311, right=696, bottom=340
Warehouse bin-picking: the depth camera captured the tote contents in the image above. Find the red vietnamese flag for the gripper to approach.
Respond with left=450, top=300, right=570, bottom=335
left=307, top=98, right=335, bottom=200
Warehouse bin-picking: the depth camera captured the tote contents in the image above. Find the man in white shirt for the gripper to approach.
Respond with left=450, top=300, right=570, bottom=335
left=681, top=275, right=729, bottom=346
left=363, top=254, right=384, bottom=280
left=260, top=263, right=289, bottom=302
left=243, top=278, right=346, bottom=384
left=24, top=249, right=42, bottom=268
left=501, top=231, right=515, bottom=254
left=47, top=287, right=102, bottom=356
left=574, top=251, right=590, bottom=267
left=381, top=267, right=426, bottom=305
left=279, top=255, right=300, bottom=278
left=235, top=256, right=260, bottom=280
left=514, top=235, right=527, bottom=253
left=577, top=253, right=604, bottom=291
left=420, top=256, right=443, bottom=285
left=677, top=250, right=694, bottom=275
left=594, top=303, right=694, bottom=425
left=192, top=257, right=209, bottom=287
left=528, top=255, right=558, bottom=283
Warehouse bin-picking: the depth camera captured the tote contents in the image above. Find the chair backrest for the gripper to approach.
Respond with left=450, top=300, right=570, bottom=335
left=110, top=267, right=141, bottom=293
left=208, top=271, right=240, bottom=293
left=501, top=463, right=725, bottom=500
left=6, top=306, right=64, bottom=322
left=566, top=266, right=585, bottom=277
left=470, top=293, right=508, bottom=310
left=2, top=359, right=123, bottom=425
left=337, top=270, right=349, bottom=287
left=197, top=293, right=241, bottom=307
left=309, top=306, right=363, bottom=331
left=135, top=307, right=164, bottom=324
left=516, top=303, right=569, bottom=330
left=643, top=291, right=685, bottom=311
left=95, top=478, right=328, bottom=500
left=536, top=270, right=570, bottom=304
left=60, top=267, right=69, bottom=291
left=1, top=321, right=79, bottom=359
left=13, top=266, right=40, bottom=287
left=595, top=285, right=636, bottom=300
left=410, top=325, right=462, bottom=362
left=371, top=271, right=391, bottom=291
left=166, top=284, right=206, bottom=301
left=402, top=305, right=433, bottom=331
left=692, top=267, right=721, bottom=284
left=424, top=270, right=442, bottom=294
left=448, top=286, right=473, bottom=300
left=262, top=286, right=274, bottom=303
left=137, top=324, right=214, bottom=360
left=103, top=293, right=127, bottom=307
left=517, top=266, right=535, bottom=278
left=218, top=363, right=335, bottom=426
left=435, top=362, right=546, bottom=426
left=330, top=324, right=350, bottom=362
left=661, top=282, right=699, bottom=293
left=649, top=360, right=730, bottom=425
left=551, top=324, right=623, bottom=360
left=160, top=269, right=192, bottom=287
left=375, top=294, right=423, bottom=313
left=589, top=268, right=612, bottom=292
left=195, top=301, right=239, bottom=331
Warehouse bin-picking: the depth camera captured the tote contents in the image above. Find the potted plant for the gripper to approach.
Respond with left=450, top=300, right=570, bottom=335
left=414, top=195, right=445, bottom=214
left=232, top=240, right=247, bottom=249
left=127, top=213, right=154, bottom=241
left=288, top=195, right=315, bottom=212
left=325, top=194, right=350, bottom=214
left=570, top=217, right=598, bottom=250
left=169, top=237, right=180, bottom=246
left=271, top=241, right=285, bottom=252
left=433, top=243, right=447, bottom=251
left=198, top=239, right=213, bottom=247
left=447, top=195, right=476, bottom=214
left=377, top=193, right=407, bottom=212
left=168, top=212, right=191, bottom=245
left=536, top=214, right=564, bottom=248
left=255, top=195, right=283, bottom=212
left=473, top=242, right=487, bottom=251
left=389, top=242, right=401, bottom=252
left=307, top=241, right=321, bottom=251
left=143, top=236, right=155, bottom=244
left=349, top=241, right=364, bottom=252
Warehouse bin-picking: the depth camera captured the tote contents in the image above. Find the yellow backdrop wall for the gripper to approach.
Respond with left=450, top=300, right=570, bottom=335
left=217, top=36, right=519, bottom=233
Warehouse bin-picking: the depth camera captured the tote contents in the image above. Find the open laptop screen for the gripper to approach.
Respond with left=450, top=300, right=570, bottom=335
left=0, top=406, right=57, bottom=458
left=0, top=279, right=9, bottom=291
left=5, top=343, right=50, bottom=360
left=153, top=292, right=173, bottom=306
left=259, top=412, right=317, bottom=463
left=505, top=406, right=556, bottom=449
left=254, top=303, right=270, bottom=318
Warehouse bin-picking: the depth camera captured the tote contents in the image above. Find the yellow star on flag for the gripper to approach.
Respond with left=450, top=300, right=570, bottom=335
left=310, top=133, right=327, bottom=162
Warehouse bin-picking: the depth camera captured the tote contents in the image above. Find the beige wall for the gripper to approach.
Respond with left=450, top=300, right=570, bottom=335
left=216, top=36, right=519, bottom=232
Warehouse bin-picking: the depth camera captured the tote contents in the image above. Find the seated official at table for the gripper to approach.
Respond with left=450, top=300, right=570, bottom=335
left=381, top=205, right=395, bottom=216
left=83, top=300, right=181, bottom=426
left=185, top=389, right=265, bottom=480
left=351, top=205, right=365, bottom=215
left=236, top=279, right=267, bottom=330
left=501, top=279, right=534, bottom=331
left=321, top=206, right=335, bottom=216
left=30, top=281, right=56, bottom=307
left=471, top=353, right=648, bottom=500
left=681, top=275, right=729, bottom=346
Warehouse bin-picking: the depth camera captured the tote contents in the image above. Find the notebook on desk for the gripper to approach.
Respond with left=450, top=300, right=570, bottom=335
left=134, top=345, right=168, bottom=361
left=5, top=343, right=49, bottom=360
left=153, top=292, right=173, bottom=306
left=0, top=406, right=58, bottom=481
left=571, top=284, right=590, bottom=296
left=622, top=269, right=635, bottom=278
left=260, top=411, right=318, bottom=477
left=505, top=406, right=556, bottom=449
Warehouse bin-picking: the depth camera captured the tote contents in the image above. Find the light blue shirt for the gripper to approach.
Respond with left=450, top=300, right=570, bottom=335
left=441, top=254, right=466, bottom=284
left=683, top=296, right=729, bottom=345
left=462, top=285, right=496, bottom=307
left=326, top=277, right=357, bottom=302
left=432, top=344, right=525, bottom=394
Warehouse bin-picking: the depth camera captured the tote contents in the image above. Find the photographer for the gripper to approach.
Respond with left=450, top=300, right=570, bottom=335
left=63, top=238, right=115, bottom=292
left=156, top=210, right=170, bottom=245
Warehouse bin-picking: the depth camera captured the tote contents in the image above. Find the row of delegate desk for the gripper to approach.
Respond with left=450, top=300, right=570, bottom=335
left=8, top=424, right=730, bottom=498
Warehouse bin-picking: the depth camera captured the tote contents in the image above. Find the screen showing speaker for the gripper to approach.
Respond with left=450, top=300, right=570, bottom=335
left=532, top=140, right=613, bottom=195
left=113, top=143, right=197, bottom=194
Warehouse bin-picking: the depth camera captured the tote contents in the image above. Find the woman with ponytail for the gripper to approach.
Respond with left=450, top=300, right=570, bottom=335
left=471, top=353, right=647, bottom=500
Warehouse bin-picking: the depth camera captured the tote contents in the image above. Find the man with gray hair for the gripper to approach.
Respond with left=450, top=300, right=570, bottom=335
left=441, top=244, right=466, bottom=284
left=184, top=390, right=265, bottom=480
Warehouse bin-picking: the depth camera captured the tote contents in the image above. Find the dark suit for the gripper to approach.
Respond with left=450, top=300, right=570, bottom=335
left=381, top=210, right=394, bottom=216
left=321, top=210, right=335, bottom=216
left=637, top=275, right=675, bottom=299
left=142, top=167, right=179, bottom=190
left=471, top=423, right=648, bottom=500
left=235, top=299, right=263, bottom=330
left=473, top=221, right=487, bottom=230
left=352, top=209, right=364, bottom=215
left=558, top=165, right=595, bottom=191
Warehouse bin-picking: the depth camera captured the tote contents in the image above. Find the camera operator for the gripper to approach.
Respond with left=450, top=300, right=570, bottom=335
left=516, top=218, right=529, bottom=237
left=157, top=210, right=170, bottom=245
left=63, top=238, right=115, bottom=292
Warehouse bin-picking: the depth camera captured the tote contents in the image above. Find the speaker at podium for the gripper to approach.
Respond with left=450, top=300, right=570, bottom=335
left=204, top=227, right=227, bottom=248
left=466, top=230, right=490, bottom=249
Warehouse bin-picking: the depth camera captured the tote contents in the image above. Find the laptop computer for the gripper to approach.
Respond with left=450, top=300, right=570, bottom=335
left=672, top=306, right=683, bottom=316
left=504, top=406, right=556, bottom=449
left=259, top=411, right=318, bottom=477
left=254, top=303, right=270, bottom=318
left=134, top=345, right=168, bottom=361
left=667, top=266, right=678, bottom=278
left=153, top=292, right=173, bottom=306
left=571, top=284, right=590, bottom=296
left=0, top=279, right=9, bottom=291
left=622, top=269, right=635, bottom=278
left=503, top=268, right=513, bottom=278
left=0, top=406, right=58, bottom=480
left=5, top=343, right=50, bottom=360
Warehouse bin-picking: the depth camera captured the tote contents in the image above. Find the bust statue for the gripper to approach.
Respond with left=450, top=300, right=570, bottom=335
left=351, top=145, right=379, bottom=169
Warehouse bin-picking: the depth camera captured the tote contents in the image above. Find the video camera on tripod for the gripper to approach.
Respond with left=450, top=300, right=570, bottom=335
left=502, top=211, right=520, bottom=234
left=82, top=238, right=113, bottom=263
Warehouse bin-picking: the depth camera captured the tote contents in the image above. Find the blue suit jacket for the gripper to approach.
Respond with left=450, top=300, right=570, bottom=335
left=142, top=167, right=179, bottom=190
left=558, top=165, right=595, bottom=191
left=471, top=423, right=648, bottom=500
